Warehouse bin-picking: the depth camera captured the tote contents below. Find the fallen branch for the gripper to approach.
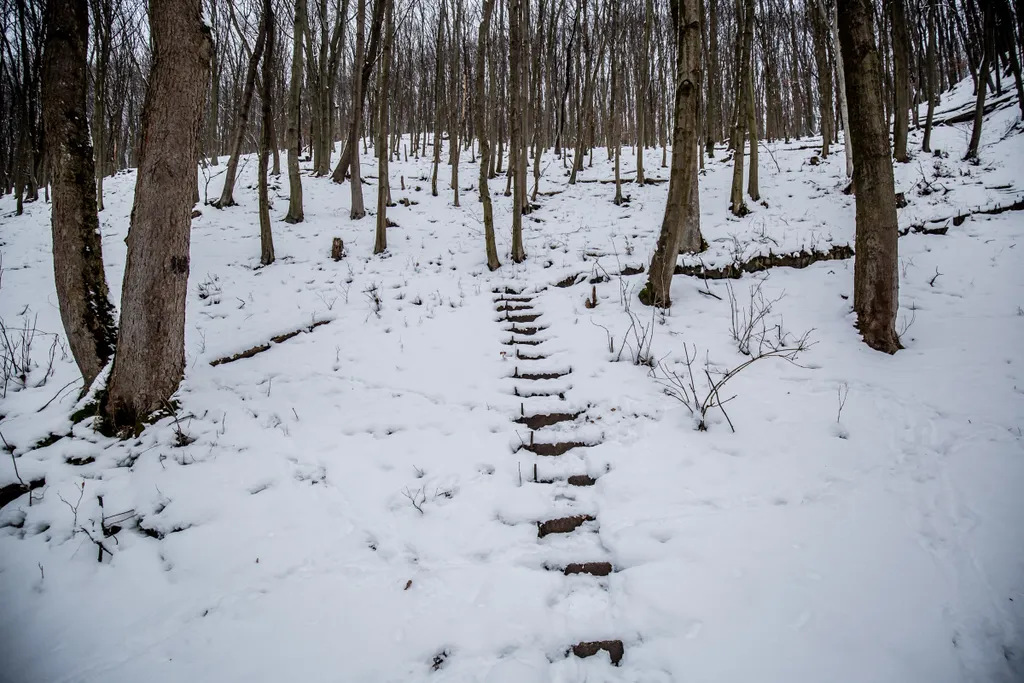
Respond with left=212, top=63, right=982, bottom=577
left=674, top=245, right=854, bottom=280
left=210, top=319, right=331, bottom=366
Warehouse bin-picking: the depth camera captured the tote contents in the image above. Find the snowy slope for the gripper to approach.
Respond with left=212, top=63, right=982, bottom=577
left=0, top=84, right=1022, bottom=683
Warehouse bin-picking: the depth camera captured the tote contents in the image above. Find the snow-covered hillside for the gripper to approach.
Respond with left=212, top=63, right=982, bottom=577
left=0, top=85, right=1022, bottom=683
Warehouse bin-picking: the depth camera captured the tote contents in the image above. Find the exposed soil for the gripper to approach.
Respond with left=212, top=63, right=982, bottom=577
left=502, top=338, right=544, bottom=346
left=505, top=325, right=546, bottom=336
left=513, top=388, right=567, bottom=399
left=563, top=562, right=613, bottom=576
left=516, top=370, right=573, bottom=382
left=501, top=313, right=542, bottom=323
left=537, top=514, right=595, bottom=537
left=566, top=474, right=597, bottom=486
left=0, top=478, right=45, bottom=511
left=571, top=640, right=624, bottom=665
left=520, top=441, right=592, bottom=456
left=514, top=411, right=583, bottom=429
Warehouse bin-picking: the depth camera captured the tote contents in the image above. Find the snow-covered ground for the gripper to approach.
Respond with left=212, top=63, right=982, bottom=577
left=1, top=84, right=1022, bottom=683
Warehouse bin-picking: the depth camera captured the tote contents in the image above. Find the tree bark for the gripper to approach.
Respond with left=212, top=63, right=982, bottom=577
left=922, top=0, right=936, bottom=152
left=104, top=0, right=212, bottom=429
left=838, top=0, right=902, bottom=353
left=729, top=0, right=754, bottom=215
left=889, top=0, right=911, bottom=162
left=431, top=0, right=446, bottom=197
left=476, top=0, right=501, bottom=271
left=214, top=8, right=267, bottom=208
left=965, top=2, right=991, bottom=161
left=42, top=0, right=118, bottom=387
left=374, top=0, right=393, bottom=254
left=258, top=0, right=276, bottom=265
left=350, top=0, right=368, bottom=218
left=640, top=0, right=702, bottom=308
left=285, top=0, right=306, bottom=223
left=510, top=0, right=526, bottom=262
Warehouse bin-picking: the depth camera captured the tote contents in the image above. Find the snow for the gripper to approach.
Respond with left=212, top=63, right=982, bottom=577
left=1, top=84, right=1023, bottom=683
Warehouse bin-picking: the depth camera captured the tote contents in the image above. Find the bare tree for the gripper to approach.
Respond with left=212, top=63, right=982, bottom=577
left=509, top=0, right=526, bottom=262
left=284, top=0, right=305, bottom=223
left=41, top=0, right=118, bottom=387
left=476, top=0, right=501, bottom=270
left=349, top=0, right=368, bottom=219
left=213, top=3, right=267, bottom=208
left=838, top=0, right=901, bottom=353
left=104, top=0, right=212, bottom=430
left=257, top=0, right=275, bottom=265
left=639, top=0, right=702, bottom=308
left=374, top=0, right=394, bottom=254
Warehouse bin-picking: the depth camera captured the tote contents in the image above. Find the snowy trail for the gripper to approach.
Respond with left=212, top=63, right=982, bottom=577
left=2, top=83, right=1023, bottom=682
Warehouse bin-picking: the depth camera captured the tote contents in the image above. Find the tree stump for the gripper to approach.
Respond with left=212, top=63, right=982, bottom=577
left=331, top=238, right=344, bottom=261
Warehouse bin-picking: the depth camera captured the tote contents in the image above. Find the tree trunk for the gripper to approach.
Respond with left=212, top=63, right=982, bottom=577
left=510, top=0, right=526, bottom=262
left=374, top=0, right=393, bottom=254
left=922, top=0, right=936, bottom=152
left=431, top=0, right=446, bottom=197
left=214, top=10, right=267, bottom=208
left=965, top=3, right=992, bottom=161
left=450, top=0, right=463, bottom=207
left=476, top=0, right=501, bottom=271
left=729, top=0, right=754, bottom=215
left=285, top=0, right=306, bottom=223
left=889, top=0, right=911, bottom=162
left=42, top=0, right=118, bottom=387
left=639, top=0, right=702, bottom=308
left=812, top=3, right=833, bottom=157
left=746, top=20, right=760, bottom=202
left=104, top=0, right=212, bottom=430
left=838, top=0, right=901, bottom=353
left=705, top=0, right=718, bottom=156
left=350, top=0, right=368, bottom=218
left=258, top=0, right=276, bottom=265
left=829, top=3, right=854, bottom=177
left=332, top=0, right=386, bottom=183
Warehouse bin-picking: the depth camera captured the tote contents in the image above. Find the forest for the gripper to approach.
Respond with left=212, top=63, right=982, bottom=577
left=0, top=0, right=1022, bottom=680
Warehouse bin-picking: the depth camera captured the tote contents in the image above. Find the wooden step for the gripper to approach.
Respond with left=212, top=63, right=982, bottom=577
left=537, top=514, right=595, bottom=538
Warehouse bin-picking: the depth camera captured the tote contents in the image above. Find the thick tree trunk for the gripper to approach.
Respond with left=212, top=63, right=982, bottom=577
left=214, top=12, right=266, bottom=208
left=640, top=0, right=702, bottom=308
left=476, top=0, right=500, bottom=271
left=285, top=0, right=306, bottom=223
left=104, top=0, right=212, bottom=430
left=258, top=0, right=276, bottom=265
left=838, top=0, right=902, bottom=353
left=41, top=0, right=118, bottom=387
